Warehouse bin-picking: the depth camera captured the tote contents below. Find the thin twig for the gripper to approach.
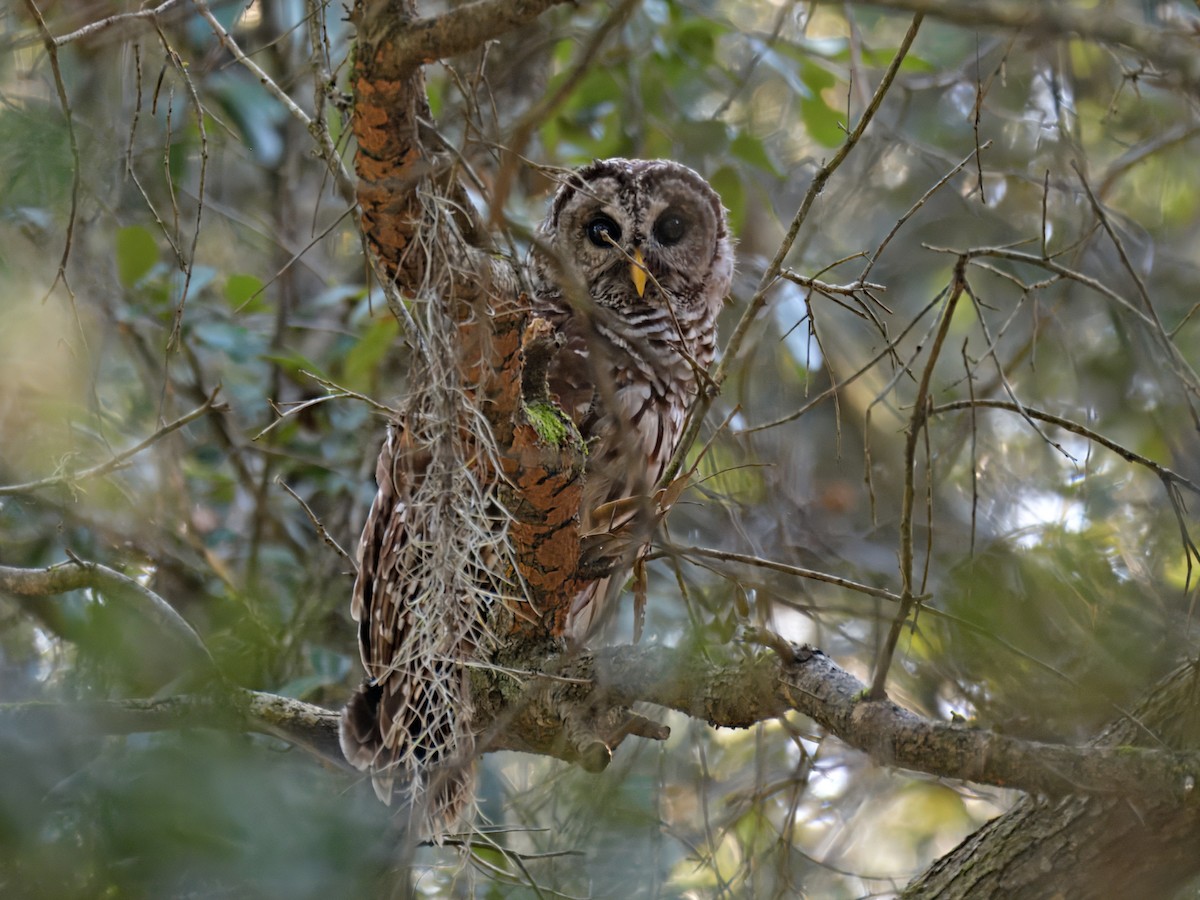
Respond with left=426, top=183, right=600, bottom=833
left=192, top=0, right=354, bottom=197
left=0, top=390, right=226, bottom=497
left=157, top=33, right=208, bottom=353
left=780, top=272, right=888, bottom=297
left=1073, top=161, right=1200, bottom=424
left=819, top=0, right=1200, bottom=95
left=929, top=399, right=1200, bottom=498
left=869, top=255, right=965, bottom=699
left=675, top=545, right=905, bottom=604
left=277, top=479, right=357, bottom=568
left=926, top=243, right=1156, bottom=328
left=45, top=0, right=184, bottom=45
left=742, top=292, right=943, bottom=434
left=489, top=0, right=638, bottom=223
left=663, top=12, right=925, bottom=485
left=24, top=0, right=81, bottom=302
left=860, top=142, right=988, bottom=283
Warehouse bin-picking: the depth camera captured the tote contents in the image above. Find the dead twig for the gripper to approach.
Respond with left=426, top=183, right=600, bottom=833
left=0, top=389, right=226, bottom=497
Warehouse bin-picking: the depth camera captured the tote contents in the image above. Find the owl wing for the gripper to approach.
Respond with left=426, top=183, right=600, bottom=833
left=338, top=422, right=476, bottom=840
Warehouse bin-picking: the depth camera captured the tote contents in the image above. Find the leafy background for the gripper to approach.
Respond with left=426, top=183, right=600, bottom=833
left=2, top=0, right=1199, bottom=896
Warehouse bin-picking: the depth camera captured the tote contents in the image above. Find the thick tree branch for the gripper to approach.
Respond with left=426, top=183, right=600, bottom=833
left=904, top=660, right=1200, bottom=899
left=13, top=637, right=1200, bottom=808
left=0, top=560, right=217, bottom=676
left=581, top=643, right=1200, bottom=800
left=371, top=0, right=572, bottom=74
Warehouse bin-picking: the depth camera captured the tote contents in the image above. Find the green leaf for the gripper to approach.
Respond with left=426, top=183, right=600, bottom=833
left=800, top=96, right=845, bottom=147
left=709, top=166, right=745, bottom=236
left=796, top=60, right=845, bottom=147
left=341, top=315, right=399, bottom=394
left=225, top=273, right=266, bottom=312
left=115, top=226, right=159, bottom=287
left=730, top=132, right=779, bottom=176
left=673, top=18, right=717, bottom=65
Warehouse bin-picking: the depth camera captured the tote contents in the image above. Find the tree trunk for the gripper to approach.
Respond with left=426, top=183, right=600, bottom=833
left=906, top=660, right=1200, bottom=898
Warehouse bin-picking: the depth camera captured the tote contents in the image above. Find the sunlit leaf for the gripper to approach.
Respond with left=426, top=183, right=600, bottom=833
left=731, top=132, right=779, bottom=175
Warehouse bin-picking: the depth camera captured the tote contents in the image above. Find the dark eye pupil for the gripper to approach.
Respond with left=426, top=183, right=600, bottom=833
left=586, top=215, right=621, bottom=248
left=654, top=212, right=686, bottom=245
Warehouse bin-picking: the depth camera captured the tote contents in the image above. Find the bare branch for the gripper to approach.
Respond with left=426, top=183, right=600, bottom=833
left=23, top=0, right=81, bottom=302
left=869, top=257, right=965, bottom=699
left=192, top=0, right=355, bottom=198
left=367, top=0, right=573, bottom=75
left=741, top=291, right=944, bottom=434
left=672, top=545, right=905, bottom=604
left=277, top=478, right=357, bottom=568
left=664, top=12, right=925, bottom=484
left=489, top=0, right=638, bottom=220
left=587, top=644, right=1200, bottom=801
left=929, top=399, right=1200, bottom=499
left=779, top=271, right=888, bottom=298
left=42, top=0, right=185, bottom=45
left=835, top=0, right=1200, bottom=95
left=0, top=390, right=226, bottom=497
left=13, top=644, right=1200, bottom=805
left=860, top=142, right=988, bottom=283
left=1073, top=161, right=1200, bottom=421
left=0, top=560, right=217, bottom=676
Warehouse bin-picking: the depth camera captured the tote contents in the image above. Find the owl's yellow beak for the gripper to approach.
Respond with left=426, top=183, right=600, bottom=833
left=630, top=249, right=647, bottom=298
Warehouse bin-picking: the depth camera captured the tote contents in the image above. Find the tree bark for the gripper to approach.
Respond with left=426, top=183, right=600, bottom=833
left=352, top=0, right=590, bottom=635
left=904, top=660, right=1200, bottom=898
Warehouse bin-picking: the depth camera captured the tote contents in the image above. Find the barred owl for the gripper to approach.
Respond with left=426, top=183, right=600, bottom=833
left=531, top=158, right=733, bottom=637
left=339, top=158, right=732, bottom=837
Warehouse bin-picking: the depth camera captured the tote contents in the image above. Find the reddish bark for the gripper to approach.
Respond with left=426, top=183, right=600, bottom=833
left=351, top=0, right=587, bottom=637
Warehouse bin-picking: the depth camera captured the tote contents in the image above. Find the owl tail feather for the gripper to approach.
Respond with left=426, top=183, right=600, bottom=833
left=339, top=679, right=476, bottom=843
left=339, top=678, right=385, bottom=771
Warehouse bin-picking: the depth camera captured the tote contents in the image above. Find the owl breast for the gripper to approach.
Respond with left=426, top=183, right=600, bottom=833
left=530, top=158, right=734, bottom=637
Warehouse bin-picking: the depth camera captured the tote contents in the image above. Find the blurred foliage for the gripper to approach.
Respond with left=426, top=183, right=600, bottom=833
left=2, top=0, right=1200, bottom=897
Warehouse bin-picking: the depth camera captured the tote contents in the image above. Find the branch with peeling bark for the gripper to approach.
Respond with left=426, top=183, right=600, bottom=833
left=4, top=553, right=1198, bottom=802
left=3, top=588, right=1199, bottom=805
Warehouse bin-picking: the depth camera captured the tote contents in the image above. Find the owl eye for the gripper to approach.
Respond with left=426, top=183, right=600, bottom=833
left=653, top=211, right=687, bottom=246
left=585, top=215, right=622, bottom=248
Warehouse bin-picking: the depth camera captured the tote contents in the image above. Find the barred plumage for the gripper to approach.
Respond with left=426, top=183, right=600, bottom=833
left=340, top=158, right=731, bottom=838
left=340, top=422, right=488, bottom=838
left=531, top=158, right=733, bottom=637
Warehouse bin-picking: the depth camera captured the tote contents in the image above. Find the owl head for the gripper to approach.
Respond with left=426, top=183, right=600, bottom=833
left=532, top=158, right=734, bottom=352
